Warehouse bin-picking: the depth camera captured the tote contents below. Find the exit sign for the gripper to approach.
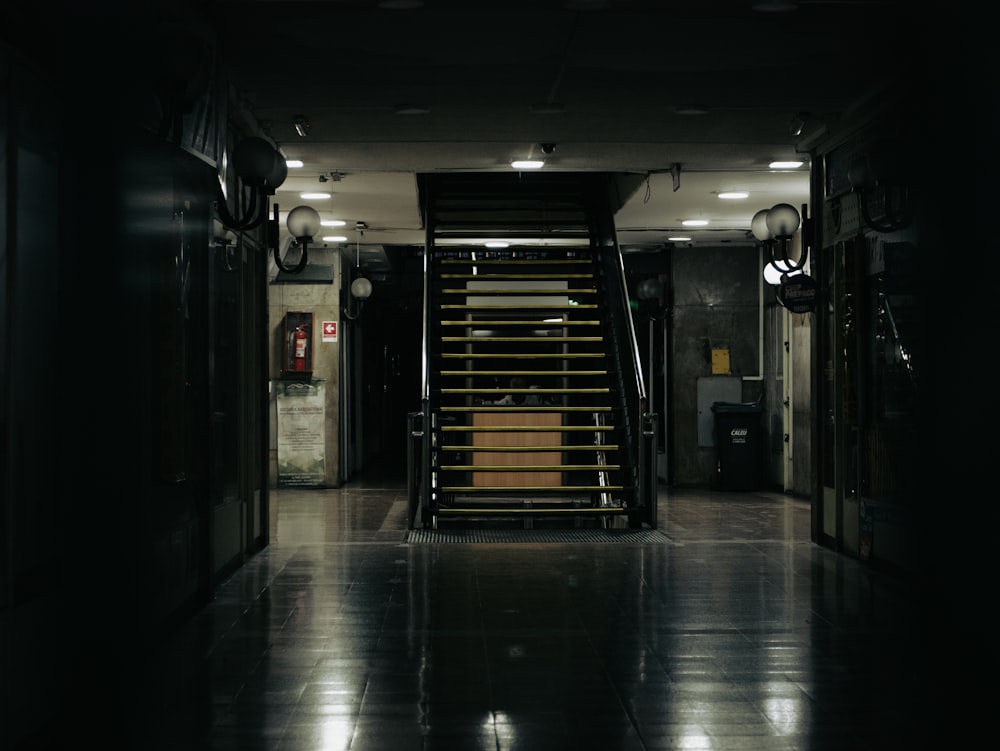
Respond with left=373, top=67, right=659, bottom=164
left=321, top=321, right=338, bottom=342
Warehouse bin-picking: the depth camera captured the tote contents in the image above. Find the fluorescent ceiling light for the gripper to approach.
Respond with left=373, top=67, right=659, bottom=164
left=718, top=191, right=749, bottom=200
left=769, top=160, right=804, bottom=169
left=668, top=236, right=691, bottom=242
left=511, top=160, right=544, bottom=170
left=285, top=160, right=304, bottom=169
left=300, top=192, right=331, bottom=200
left=321, top=219, right=346, bottom=227
left=484, top=241, right=509, bottom=248
left=322, top=236, right=347, bottom=242
left=682, top=219, right=708, bottom=227
left=436, top=236, right=583, bottom=247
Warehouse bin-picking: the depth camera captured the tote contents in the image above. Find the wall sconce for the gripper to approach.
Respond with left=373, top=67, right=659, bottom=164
left=215, top=136, right=318, bottom=275
left=215, top=136, right=287, bottom=231
left=343, top=275, right=373, bottom=321
left=277, top=205, right=322, bottom=274
left=351, top=277, right=373, bottom=301
left=214, top=227, right=239, bottom=272
left=753, top=202, right=817, bottom=312
left=847, top=147, right=912, bottom=232
left=762, top=256, right=802, bottom=286
left=632, top=275, right=668, bottom=320
left=752, top=202, right=809, bottom=278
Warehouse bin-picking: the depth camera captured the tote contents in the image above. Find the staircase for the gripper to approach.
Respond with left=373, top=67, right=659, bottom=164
left=409, top=172, right=657, bottom=530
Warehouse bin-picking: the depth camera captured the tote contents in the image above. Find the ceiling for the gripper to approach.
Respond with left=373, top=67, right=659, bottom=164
left=20, top=0, right=924, bottom=277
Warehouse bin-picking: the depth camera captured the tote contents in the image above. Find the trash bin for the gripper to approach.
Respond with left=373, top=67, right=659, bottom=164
left=711, top=401, right=762, bottom=491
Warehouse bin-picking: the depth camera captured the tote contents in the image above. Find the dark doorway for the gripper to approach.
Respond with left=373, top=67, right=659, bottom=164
left=357, top=248, right=424, bottom=485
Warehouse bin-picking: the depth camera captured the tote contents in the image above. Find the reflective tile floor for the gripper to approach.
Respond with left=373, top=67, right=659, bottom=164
left=115, top=481, right=984, bottom=750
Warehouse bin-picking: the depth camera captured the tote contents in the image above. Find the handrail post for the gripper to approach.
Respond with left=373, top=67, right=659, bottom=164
left=406, top=410, right=424, bottom=529
left=641, top=410, right=658, bottom=528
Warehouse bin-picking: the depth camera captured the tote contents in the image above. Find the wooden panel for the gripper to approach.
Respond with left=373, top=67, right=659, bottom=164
left=472, top=412, right=562, bottom=487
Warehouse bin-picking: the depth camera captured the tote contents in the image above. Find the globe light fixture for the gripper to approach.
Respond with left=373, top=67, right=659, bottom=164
left=752, top=202, right=815, bottom=311
left=764, top=202, right=801, bottom=237
left=752, top=202, right=808, bottom=275
left=276, top=205, right=322, bottom=274
left=351, top=277, right=373, bottom=300
left=762, top=257, right=803, bottom=286
left=215, top=136, right=319, bottom=276
left=216, top=136, right=287, bottom=231
left=344, top=222, right=374, bottom=320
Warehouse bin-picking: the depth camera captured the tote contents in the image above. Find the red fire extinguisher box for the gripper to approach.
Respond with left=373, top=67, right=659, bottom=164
left=282, top=311, right=313, bottom=380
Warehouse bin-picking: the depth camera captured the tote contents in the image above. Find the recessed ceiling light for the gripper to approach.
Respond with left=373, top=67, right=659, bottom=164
left=300, top=192, right=331, bottom=200
left=682, top=219, right=709, bottom=227
left=718, top=191, right=749, bottom=200
left=769, top=160, right=804, bottom=170
left=511, top=160, right=544, bottom=170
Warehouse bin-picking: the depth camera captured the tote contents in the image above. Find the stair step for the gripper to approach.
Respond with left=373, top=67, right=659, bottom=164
left=441, top=444, right=619, bottom=451
left=441, top=336, right=603, bottom=343
left=441, top=303, right=598, bottom=310
left=439, top=258, right=593, bottom=266
left=440, top=406, right=612, bottom=413
left=440, top=321, right=600, bottom=328
left=440, top=287, right=597, bottom=295
left=442, top=464, right=619, bottom=471
left=441, top=424, right=613, bottom=432
left=439, top=370, right=608, bottom=377
left=441, top=485, right=624, bottom=493
left=440, top=272, right=595, bottom=280
left=441, top=387, right=609, bottom=395
left=436, top=506, right=627, bottom=516
left=441, top=352, right=606, bottom=359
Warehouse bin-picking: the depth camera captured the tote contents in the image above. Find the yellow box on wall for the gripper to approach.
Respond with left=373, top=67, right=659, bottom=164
left=711, top=348, right=730, bottom=375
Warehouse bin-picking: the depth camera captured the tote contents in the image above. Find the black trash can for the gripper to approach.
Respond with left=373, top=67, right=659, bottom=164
left=711, top=401, right=763, bottom=491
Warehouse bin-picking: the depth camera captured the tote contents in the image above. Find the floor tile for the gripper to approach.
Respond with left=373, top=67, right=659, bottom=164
left=102, top=484, right=978, bottom=750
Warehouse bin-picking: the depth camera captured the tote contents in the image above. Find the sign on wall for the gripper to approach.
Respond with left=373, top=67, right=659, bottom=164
left=777, top=274, right=818, bottom=313
left=321, top=320, right=338, bottom=342
left=275, top=379, right=326, bottom=487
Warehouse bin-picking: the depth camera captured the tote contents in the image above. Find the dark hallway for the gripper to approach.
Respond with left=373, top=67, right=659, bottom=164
left=66, top=484, right=977, bottom=751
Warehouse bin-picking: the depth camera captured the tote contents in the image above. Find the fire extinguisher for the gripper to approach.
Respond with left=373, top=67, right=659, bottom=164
left=293, top=325, right=308, bottom=370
